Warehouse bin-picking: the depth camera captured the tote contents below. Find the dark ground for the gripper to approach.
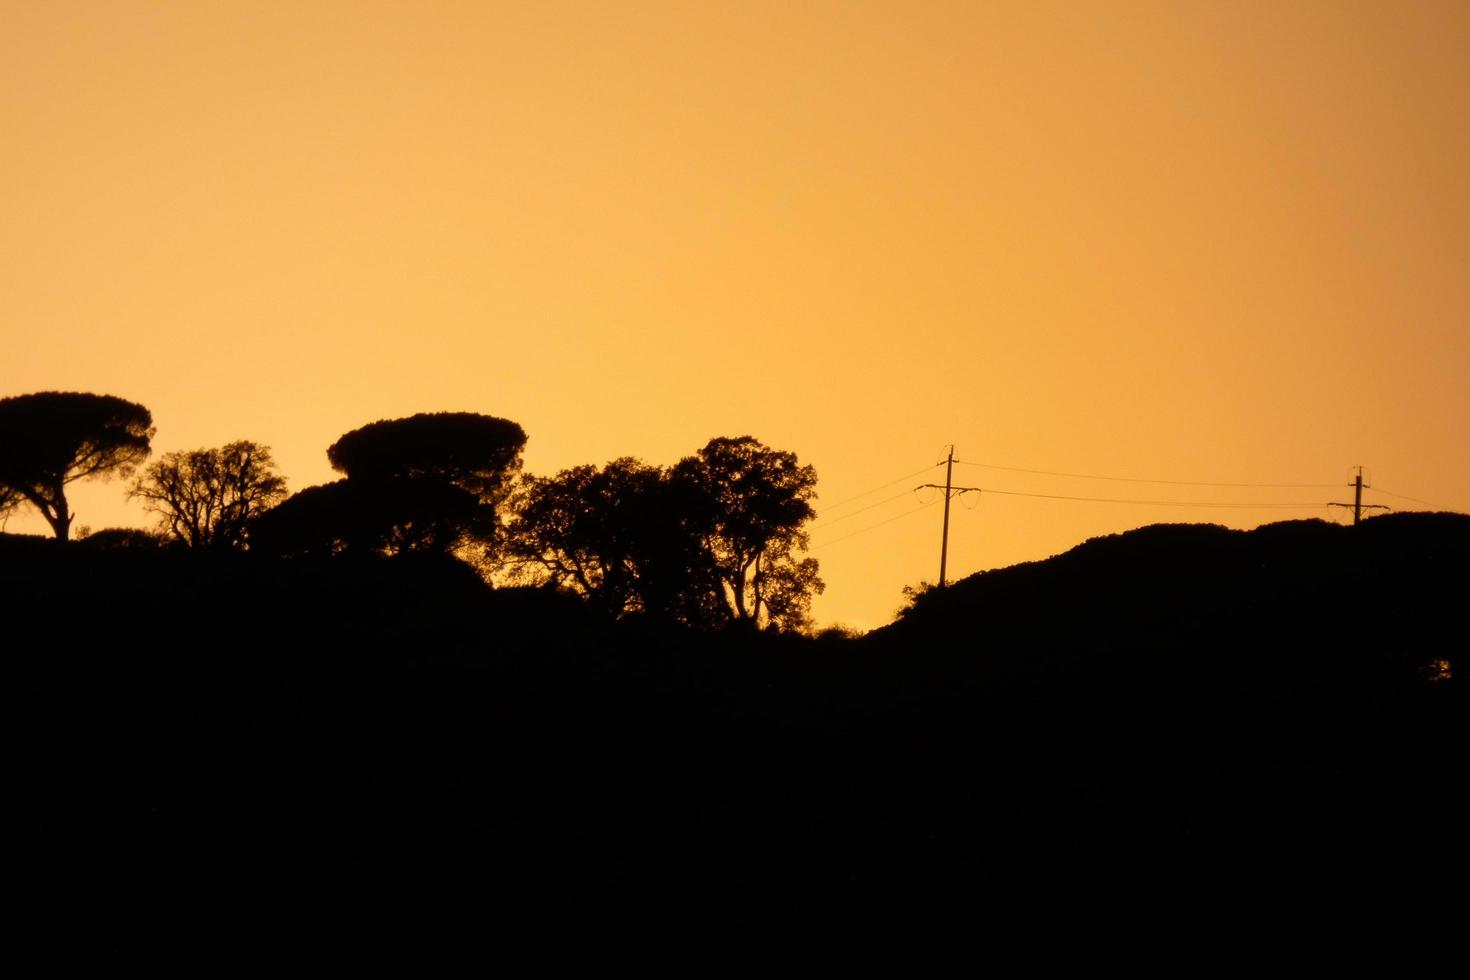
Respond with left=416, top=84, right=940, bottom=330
left=7, top=513, right=1467, bottom=957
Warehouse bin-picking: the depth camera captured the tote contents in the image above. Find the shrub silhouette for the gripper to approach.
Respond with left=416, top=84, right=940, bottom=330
left=76, top=526, right=167, bottom=551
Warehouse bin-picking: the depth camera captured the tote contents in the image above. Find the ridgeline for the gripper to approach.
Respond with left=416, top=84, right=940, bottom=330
left=9, top=512, right=1467, bottom=953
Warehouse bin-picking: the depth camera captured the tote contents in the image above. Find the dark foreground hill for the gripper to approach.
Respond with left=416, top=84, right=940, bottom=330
left=7, top=513, right=1467, bottom=956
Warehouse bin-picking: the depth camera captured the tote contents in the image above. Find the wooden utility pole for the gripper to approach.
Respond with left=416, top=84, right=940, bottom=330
left=939, top=446, right=954, bottom=587
left=1329, top=466, right=1389, bottom=525
left=917, top=446, right=981, bottom=587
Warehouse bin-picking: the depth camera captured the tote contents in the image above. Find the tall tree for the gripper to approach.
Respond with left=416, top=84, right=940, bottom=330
left=670, top=436, right=823, bottom=631
left=321, top=411, right=527, bottom=558
left=0, top=392, right=154, bottom=540
left=131, top=441, right=288, bottom=549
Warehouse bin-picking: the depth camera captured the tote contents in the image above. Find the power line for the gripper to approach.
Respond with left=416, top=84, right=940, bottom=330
left=816, top=463, right=943, bottom=516
left=803, top=456, right=1454, bottom=559
left=810, top=488, right=920, bottom=530
left=810, top=499, right=939, bottom=550
left=976, top=487, right=1327, bottom=508
left=953, top=459, right=1340, bottom=489
left=1368, top=486, right=1451, bottom=510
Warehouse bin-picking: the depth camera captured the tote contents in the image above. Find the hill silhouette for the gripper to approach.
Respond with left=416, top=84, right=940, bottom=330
left=7, top=513, right=1466, bottom=954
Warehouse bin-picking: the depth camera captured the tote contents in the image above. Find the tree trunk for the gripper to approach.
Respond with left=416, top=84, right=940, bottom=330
left=731, top=562, right=750, bottom=621
left=752, top=552, right=763, bottom=626
left=48, top=497, right=71, bottom=541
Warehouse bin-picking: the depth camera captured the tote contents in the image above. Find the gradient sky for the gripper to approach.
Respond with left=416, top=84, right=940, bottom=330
left=5, top=1, right=1468, bottom=629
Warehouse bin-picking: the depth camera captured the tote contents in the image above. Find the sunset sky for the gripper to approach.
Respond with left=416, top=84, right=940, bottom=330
left=4, top=1, right=1468, bottom=629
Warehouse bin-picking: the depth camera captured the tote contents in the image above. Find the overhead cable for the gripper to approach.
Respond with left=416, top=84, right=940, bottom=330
left=810, top=499, right=939, bottom=550
left=975, top=487, right=1327, bottom=508
left=954, top=459, right=1340, bottom=489
left=811, top=488, right=921, bottom=530
left=1367, top=486, right=1452, bottom=510
left=816, top=463, right=943, bottom=516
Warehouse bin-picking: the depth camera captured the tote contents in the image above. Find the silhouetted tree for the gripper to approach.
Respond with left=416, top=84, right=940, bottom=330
left=501, top=459, right=660, bottom=616
left=323, top=411, right=528, bottom=559
left=131, top=441, right=288, bottom=549
left=0, top=391, right=154, bottom=540
left=502, top=438, right=822, bottom=630
left=251, top=478, right=479, bottom=558
left=500, top=457, right=724, bottom=622
left=327, top=412, right=526, bottom=508
left=671, top=436, right=823, bottom=631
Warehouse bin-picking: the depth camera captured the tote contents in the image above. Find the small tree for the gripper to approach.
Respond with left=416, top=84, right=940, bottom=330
left=0, top=392, right=154, bottom=540
left=131, top=441, right=288, bottom=549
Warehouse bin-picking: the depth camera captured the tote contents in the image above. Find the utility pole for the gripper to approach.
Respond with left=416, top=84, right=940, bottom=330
left=917, top=446, right=981, bottom=587
left=938, top=446, right=954, bottom=587
left=1329, top=466, right=1389, bottom=525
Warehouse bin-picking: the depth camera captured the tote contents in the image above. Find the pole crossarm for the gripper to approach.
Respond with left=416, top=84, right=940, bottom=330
left=1329, top=466, right=1388, bottom=525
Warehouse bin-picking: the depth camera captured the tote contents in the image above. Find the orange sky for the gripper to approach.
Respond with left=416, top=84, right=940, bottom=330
left=4, top=1, right=1468, bottom=629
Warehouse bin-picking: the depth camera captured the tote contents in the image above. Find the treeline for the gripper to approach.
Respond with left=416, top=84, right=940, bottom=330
left=0, top=391, right=823, bottom=631
left=8, top=398, right=1466, bottom=949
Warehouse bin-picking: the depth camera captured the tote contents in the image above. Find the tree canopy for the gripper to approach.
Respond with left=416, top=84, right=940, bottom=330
left=326, top=412, right=527, bottom=505
left=0, top=391, right=154, bottom=540
left=131, top=441, right=288, bottom=549
left=291, top=410, right=528, bottom=559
